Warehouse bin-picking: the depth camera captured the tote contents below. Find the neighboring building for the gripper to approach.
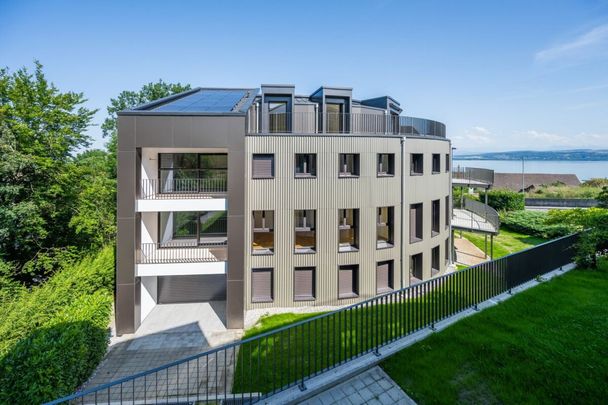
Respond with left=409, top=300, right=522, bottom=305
left=116, top=85, right=452, bottom=334
left=494, top=173, right=580, bottom=192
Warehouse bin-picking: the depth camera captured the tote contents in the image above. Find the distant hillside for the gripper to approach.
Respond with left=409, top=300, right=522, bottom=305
left=454, top=149, right=608, bottom=161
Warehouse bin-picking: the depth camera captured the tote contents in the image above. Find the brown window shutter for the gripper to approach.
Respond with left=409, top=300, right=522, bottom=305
left=339, top=268, right=352, bottom=296
left=252, top=268, right=273, bottom=302
left=376, top=261, right=392, bottom=293
left=294, top=267, right=314, bottom=300
left=253, top=154, right=274, bottom=178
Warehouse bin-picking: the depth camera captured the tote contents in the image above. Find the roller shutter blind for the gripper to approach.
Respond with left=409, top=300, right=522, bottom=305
left=294, top=267, right=315, bottom=300
left=376, top=261, right=393, bottom=293
left=252, top=154, right=274, bottom=178
left=339, top=265, right=358, bottom=298
left=251, top=268, right=273, bottom=302
left=158, top=275, right=226, bottom=303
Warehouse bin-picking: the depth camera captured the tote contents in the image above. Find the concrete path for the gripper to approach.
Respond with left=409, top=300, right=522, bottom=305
left=454, top=234, right=488, bottom=266
left=82, top=302, right=242, bottom=402
left=298, top=367, right=414, bottom=405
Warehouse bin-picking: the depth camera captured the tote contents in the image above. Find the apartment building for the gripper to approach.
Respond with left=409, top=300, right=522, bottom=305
left=116, top=85, right=452, bottom=334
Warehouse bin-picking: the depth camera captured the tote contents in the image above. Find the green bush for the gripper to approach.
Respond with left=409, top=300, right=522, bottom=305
left=0, top=246, right=114, bottom=404
left=501, top=211, right=572, bottom=238
left=485, top=189, right=525, bottom=212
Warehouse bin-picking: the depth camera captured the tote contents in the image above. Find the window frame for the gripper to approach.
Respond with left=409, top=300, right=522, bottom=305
left=295, top=153, right=317, bottom=178
left=338, top=208, right=359, bottom=252
left=338, top=153, right=360, bottom=178
left=432, top=153, right=441, bottom=174
left=376, top=206, right=395, bottom=249
left=252, top=210, right=274, bottom=255
left=376, top=260, right=394, bottom=294
left=431, top=245, right=440, bottom=276
left=338, top=264, right=359, bottom=299
left=410, top=253, right=423, bottom=283
left=410, top=203, right=423, bottom=243
left=410, top=153, right=424, bottom=176
left=293, top=267, right=316, bottom=301
left=252, top=154, right=275, bottom=179
left=294, top=209, right=317, bottom=254
left=431, top=199, right=440, bottom=237
left=251, top=267, right=274, bottom=303
left=377, top=153, right=395, bottom=177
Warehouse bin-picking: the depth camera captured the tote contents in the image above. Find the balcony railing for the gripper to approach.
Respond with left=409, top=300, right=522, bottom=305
left=246, top=110, right=446, bottom=137
left=452, top=167, right=495, bottom=186
left=140, top=178, right=227, bottom=199
left=138, top=241, right=228, bottom=264
left=463, top=198, right=500, bottom=231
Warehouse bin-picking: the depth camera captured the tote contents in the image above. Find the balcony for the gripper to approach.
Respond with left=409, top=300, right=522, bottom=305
left=246, top=110, right=446, bottom=137
left=140, top=177, right=227, bottom=200
left=138, top=241, right=227, bottom=264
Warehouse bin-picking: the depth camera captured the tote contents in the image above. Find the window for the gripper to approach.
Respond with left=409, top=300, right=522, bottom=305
left=338, top=265, right=359, bottom=299
left=377, top=153, right=395, bottom=176
left=410, top=153, right=423, bottom=175
left=432, top=199, right=440, bottom=236
left=159, top=153, right=227, bottom=194
left=376, top=260, right=394, bottom=294
left=295, top=154, right=317, bottom=177
left=410, top=253, right=423, bottom=283
left=445, top=195, right=450, bottom=228
left=446, top=153, right=450, bottom=173
left=294, top=267, right=315, bottom=301
left=339, top=154, right=360, bottom=177
left=445, top=238, right=450, bottom=265
left=432, top=246, right=440, bottom=276
left=377, top=207, right=394, bottom=248
left=266, top=96, right=291, bottom=133
left=432, top=154, right=441, bottom=174
left=252, top=154, right=274, bottom=179
left=295, top=210, right=316, bottom=253
left=251, top=268, right=273, bottom=303
left=252, top=211, right=274, bottom=255
left=159, top=211, right=227, bottom=246
left=410, top=203, right=423, bottom=243
left=326, top=99, right=346, bottom=133
left=339, top=209, right=359, bottom=252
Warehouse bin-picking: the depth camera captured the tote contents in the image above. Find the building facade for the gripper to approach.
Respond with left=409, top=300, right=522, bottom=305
left=116, top=85, right=452, bottom=334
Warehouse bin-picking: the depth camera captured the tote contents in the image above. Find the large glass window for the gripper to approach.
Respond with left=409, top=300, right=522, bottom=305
left=252, top=211, right=274, bottom=255
left=339, top=209, right=359, bottom=252
left=432, top=154, right=441, bottom=174
left=377, top=207, right=394, bottom=248
left=159, top=211, right=227, bottom=246
left=295, top=210, right=316, bottom=253
left=410, top=153, right=423, bottom=175
left=268, top=101, right=288, bottom=133
left=159, top=153, right=227, bottom=194
left=410, top=203, right=423, bottom=243
left=411, top=253, right=423, bottom=283
left=326, top=102, right=344, bottom=133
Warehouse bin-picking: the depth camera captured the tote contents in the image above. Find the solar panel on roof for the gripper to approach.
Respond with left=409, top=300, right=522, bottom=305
left=152, top=89, right=247, bottom=112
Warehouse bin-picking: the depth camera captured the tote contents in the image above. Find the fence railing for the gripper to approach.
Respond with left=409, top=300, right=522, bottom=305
left=452, top=166, right=495, bottom=185
left=138, top=241, right=228, bottom=264
left=464, top=198, right=501, bottom=232
left=46, top=233, right=578, bottom=404
left=140, top=178, right=227, bottom=199
left=246, top=111, right=446, bottom=137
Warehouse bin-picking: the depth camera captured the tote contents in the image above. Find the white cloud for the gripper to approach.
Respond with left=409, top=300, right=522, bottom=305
left=452, top=126, right=493, bottom=144
left=512, top=130, right=608, bottom=149
left=535, top=24, right=608, bottom=62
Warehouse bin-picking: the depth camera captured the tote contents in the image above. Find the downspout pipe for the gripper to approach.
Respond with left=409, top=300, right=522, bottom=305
left=400, top=136, right=406, bottom=289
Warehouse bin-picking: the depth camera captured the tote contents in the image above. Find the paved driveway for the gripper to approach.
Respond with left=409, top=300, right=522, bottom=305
left=82, top=302, right=242, bottom=401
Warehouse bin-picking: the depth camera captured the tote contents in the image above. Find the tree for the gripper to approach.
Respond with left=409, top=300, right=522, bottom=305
left=597, top=186, right=608, bottom=209
left=101, top=80, right=191, bottom=176
left=0, top=62, right=96, bottom=273
left=546, top=208, right=608, bottom=268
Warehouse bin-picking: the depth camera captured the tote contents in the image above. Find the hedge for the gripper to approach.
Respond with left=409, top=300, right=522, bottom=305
left=0, top=246, right=114, bottom=404
left=485, top=189, right=525, bottom=211
left=501, top=210, right=573, bottom=238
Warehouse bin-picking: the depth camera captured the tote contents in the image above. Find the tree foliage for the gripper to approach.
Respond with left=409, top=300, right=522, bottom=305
left=485, top=189, right=525, bottom=212
left=546, top=208, right=608, bottom=268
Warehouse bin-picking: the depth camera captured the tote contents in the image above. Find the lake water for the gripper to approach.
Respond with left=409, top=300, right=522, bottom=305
left=453, top=160, right=608, bottom=181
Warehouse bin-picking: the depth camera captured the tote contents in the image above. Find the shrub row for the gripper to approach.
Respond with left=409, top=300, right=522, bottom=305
left=0, top=246, right=114, bottom=404
left=485, top=189, right=525, bottom=211
left=501, top=210, right=573, bottom=239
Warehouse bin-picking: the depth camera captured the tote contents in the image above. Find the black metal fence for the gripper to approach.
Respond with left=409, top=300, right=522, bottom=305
left=46, top=233, right=578, bottom=404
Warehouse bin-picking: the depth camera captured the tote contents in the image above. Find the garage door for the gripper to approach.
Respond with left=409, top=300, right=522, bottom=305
left=158, top=275, right=226, bottom=303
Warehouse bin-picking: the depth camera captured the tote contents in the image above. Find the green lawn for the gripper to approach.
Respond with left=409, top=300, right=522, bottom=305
left=460, top=226, right=547, bottom=258
left=382, top=268, right=608, bottom=404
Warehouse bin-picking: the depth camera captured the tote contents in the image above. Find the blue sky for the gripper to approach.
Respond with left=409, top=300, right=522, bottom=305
left=1, top=0, right=608, bottom=153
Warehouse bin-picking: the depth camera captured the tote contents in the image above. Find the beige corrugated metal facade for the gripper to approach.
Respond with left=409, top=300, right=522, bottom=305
left=244, top=134, right=451, bottom=310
